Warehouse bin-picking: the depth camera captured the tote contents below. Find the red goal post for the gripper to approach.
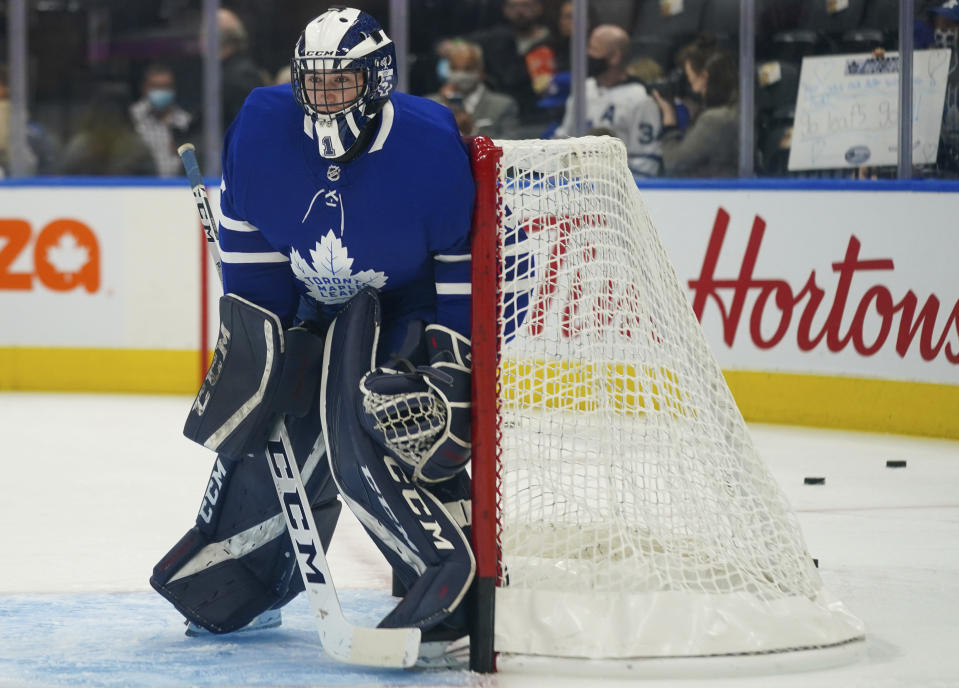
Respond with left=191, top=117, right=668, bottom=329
left=467, top=136, right=503, bottom=673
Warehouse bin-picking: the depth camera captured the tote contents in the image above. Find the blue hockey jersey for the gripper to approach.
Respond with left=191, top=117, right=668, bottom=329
left=217, top=85, right=474, bottom=356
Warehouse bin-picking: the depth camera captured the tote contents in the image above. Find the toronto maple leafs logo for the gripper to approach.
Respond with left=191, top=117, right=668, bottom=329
left=290, top=230, right=388, bottom=304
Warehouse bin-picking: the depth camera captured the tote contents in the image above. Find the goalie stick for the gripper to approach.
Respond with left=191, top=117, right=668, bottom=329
left=176, top=143, right=422, bottom=668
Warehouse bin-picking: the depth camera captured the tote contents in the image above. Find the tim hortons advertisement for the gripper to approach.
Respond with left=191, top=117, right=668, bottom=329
left=642, top=190, right=959, bottom=387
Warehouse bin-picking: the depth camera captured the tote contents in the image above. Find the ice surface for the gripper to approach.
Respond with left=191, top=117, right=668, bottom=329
left=0, top=392, right=957, bottom=687
left=0, top=592, right=473, bottom=688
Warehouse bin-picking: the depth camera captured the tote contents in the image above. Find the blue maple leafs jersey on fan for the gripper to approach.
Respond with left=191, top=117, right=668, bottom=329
left=217, top=84, right=474, bottom=357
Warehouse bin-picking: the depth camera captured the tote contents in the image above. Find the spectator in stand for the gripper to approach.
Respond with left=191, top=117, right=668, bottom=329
left=546, top=0, right=572, bottom=72
left=219, top=8, right=266, bottom=130
left=471, top=0, right=555, bottom=121
left=929, top=0, right=959, bottom=175
left=536, top=70, right=571, bottom=138
left=60, top=82, right=157, bottom=176
left=552, top=25, right=663, bottom=178
left=130, top=63, right=194, bottom=177
left=540, top=0, right=601, bottom=73
left=0, top=64, right=56, bottom=176
left=428, top=39, right=520, bottom=138
left=652, top=38, right=739, bottom=177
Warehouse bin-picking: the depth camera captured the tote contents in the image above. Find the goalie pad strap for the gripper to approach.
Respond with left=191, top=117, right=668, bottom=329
left=442, top=499, right=471, bottom=529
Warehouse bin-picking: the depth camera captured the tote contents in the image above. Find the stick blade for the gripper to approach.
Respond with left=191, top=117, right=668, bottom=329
left=321, top=625, right=422, bottom=668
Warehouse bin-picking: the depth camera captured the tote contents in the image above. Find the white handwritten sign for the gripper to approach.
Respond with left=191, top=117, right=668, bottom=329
left=788, top=50, right=951, bottom=170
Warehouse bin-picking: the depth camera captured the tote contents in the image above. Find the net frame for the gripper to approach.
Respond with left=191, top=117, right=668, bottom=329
left=466, top=136, right=864, bottom=674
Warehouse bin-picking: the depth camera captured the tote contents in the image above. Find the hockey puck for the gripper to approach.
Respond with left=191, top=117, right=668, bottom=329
left=803, top=477, right=826, bottom=485
left=886, top=460, right=907, bottom=468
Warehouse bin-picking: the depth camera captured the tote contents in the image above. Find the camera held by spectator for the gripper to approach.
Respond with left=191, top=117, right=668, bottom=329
left=653, top=36, right=740, bottom=178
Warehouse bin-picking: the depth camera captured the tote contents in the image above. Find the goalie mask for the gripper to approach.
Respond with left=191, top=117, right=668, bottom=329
left=292, top=7, right=396, bottom=159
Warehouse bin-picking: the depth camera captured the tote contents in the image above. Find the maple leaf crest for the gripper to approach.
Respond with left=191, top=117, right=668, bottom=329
left=46, top=232, right=90, bottom=274
left=290, top=230, right=387, bottom=304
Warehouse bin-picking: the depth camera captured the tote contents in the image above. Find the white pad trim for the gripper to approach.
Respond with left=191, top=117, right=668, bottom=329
left=168, top=433, right=328, bottom=583
left=442, top=499, right=471, bottom=529
left=204, top=316, right=281, bottom=450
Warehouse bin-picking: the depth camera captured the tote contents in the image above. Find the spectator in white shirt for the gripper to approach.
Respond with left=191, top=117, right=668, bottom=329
left=552, top=25, right=663, bottom=177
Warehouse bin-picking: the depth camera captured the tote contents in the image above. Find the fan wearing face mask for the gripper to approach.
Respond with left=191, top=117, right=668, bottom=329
left=429, top=39, right=520, bottom=138
left=552, top=24, right=664, bottom=178
left=129, top=63, right=194, bottom=178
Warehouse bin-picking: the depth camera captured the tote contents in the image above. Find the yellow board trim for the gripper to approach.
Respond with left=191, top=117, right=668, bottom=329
left=0, top=346, right=201, bottom=395
left=724, top=370, right=959, bottom=440
left=1, top=347, right=956, bottom=439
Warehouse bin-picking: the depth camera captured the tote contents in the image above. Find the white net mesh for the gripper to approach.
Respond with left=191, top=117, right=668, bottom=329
left=488, top=137, right=863, bottom=659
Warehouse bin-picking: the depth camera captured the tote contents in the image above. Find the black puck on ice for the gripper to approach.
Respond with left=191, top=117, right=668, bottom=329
left=804, top=477, right=826, bottom=485
left=886, top=460, right=907, bottom=468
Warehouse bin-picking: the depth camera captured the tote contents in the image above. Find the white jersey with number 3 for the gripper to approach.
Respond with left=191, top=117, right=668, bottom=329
left=554, top=77, right=663, bottom=178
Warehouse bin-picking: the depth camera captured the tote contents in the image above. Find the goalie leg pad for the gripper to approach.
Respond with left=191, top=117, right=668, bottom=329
left=151, top=413, right=340, bottom=634
left=321, top=288, right=476, bottom=631
left=183, top=294, right=325, bottom=458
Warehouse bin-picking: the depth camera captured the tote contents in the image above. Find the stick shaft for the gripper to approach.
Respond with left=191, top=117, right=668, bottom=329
left=177, top=144, right=223, bottom=283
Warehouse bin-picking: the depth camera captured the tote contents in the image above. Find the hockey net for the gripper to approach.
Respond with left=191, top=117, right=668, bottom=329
left=467, top=136, right=863, bottom=671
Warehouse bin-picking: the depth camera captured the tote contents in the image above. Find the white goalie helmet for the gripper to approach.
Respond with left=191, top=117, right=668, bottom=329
left=291, top=7, right=396, bottom=159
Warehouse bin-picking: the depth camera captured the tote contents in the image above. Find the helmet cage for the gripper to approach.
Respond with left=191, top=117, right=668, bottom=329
left=292, top=56, right=371, bottom=122
left=291, top=8, right=396, bottom=159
